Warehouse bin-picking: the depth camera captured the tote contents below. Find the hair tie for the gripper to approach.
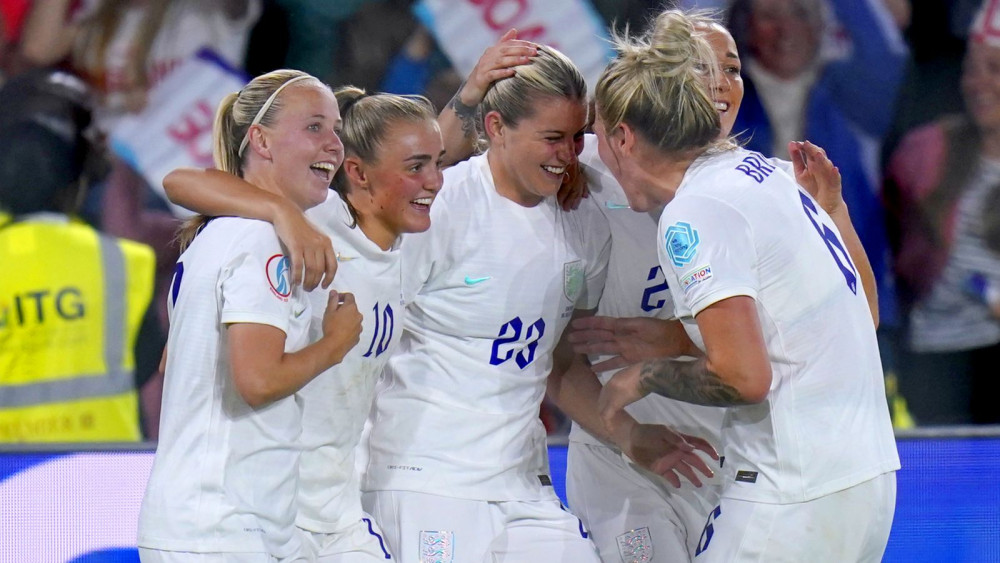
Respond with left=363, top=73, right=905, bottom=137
left=338, top=91, right=372, bottom=117
left=237, top=74, right=312, bottom=157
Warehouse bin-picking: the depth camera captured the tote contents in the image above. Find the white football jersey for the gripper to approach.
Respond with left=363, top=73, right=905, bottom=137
left=657, top=147, right=899, bottom=504
left=296, top=195, right=403, bottom=534
left=138, top=218, right=311, bottom=557
left=569, top=135, right=726, bottom=458
left=363, top=153, right=611, bottom=501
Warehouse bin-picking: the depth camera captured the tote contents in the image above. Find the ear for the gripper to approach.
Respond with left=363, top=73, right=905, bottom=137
left=343, top=156, right=368, bottom=190
left=483, top=110, right=505, bottom=147
left=610, top=121, right=637, bottom=158
left=246, top=124, right=272, bottom=160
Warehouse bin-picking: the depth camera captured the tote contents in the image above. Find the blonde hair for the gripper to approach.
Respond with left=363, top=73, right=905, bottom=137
left=596, top=9, right=722, bottom=154
left=332, top=86, right=437, bottom=225
left=178, top=69, right=328, bottom=249
left=481, top=45, right=587, bottom=135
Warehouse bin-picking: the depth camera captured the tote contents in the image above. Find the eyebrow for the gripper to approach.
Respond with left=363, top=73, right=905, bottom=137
left=404, top=154, right=434, bottom=163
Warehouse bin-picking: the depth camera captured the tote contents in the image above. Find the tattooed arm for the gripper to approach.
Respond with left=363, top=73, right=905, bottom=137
left=598, top=296, right=772, bottom=426
left=437, top=30, right=537, bottom=165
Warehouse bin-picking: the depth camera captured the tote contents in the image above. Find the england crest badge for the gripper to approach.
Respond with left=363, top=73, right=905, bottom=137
left=419, top=530, right=454, bottom=563
left=563, top=259, right=584, bottom=302
left=617, top=527, right=653, bottom=563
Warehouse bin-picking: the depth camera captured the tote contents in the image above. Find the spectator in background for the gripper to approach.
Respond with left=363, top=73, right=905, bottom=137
left=17, top=0, right=261, bottom=438
left=379, top=22, right=462, bottom=113
left=884, top=0, right=1000, bottom=426
left=0, top=68, right=154, bottom=442
left=725, top=0, right=909, bottom=329
left=0, top=0, right=31, bottom=81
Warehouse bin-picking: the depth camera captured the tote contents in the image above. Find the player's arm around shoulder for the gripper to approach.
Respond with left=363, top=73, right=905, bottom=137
left=219, top=224, right=363, bottom=407
left=599, top=196, right=771, bottom=411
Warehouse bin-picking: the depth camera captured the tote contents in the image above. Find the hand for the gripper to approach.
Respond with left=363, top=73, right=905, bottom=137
left=457, top=29, right=538, bottom=107
left=321, top=291, right=363, bottom=363
left=570, top=316, right=696, bottom=372
left=273, top=200, right=337, bottom=291
left=556, top=160, right=588, bottom=211
left=597, top=364, right=648, bottom=429
left=789, top=140, right=844, bottom=216
left=622, top=423, right=719, bottom=488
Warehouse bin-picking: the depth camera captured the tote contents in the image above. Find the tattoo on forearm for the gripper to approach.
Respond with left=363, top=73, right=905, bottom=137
left=447, top=84, right=480, bottom=140
left=638, top=357, right=749, bottom=406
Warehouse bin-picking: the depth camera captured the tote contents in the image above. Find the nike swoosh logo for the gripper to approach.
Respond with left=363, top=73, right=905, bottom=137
left=336, top=253, right=358, bottom=262
left=464, top=276, right=492, bottom=285
left=605, top=201, right=631, bottom=209
left=293, top=307, right=307, bottom=318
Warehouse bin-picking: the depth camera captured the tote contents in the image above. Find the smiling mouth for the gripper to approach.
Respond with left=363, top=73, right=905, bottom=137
left=541, top=165, right=566, bottom=176
left=411, top=196, right=434, bottom=211
left=310, top=162, right=336, bottom=183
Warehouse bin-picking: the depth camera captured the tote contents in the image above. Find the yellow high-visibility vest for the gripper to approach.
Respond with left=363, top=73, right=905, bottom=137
left=0, top=217, right=155, bottom=442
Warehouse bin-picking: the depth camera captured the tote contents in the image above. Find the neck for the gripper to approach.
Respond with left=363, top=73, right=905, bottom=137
left=355, top=215, right=397, bottom=251
left=486, top=150, right=544, bottom=207
left=243, top=165, right=292, bottom=208
left=347, top=192, right=398, bottom=251
left=632, top=147, right=702, bottom=208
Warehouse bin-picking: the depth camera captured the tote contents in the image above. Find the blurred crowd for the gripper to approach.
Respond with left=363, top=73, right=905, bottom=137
left=1, top=0, right=998, bottom=442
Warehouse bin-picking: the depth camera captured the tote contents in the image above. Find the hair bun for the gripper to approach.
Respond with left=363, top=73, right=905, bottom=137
left=336, top=86, right=369, bottom=115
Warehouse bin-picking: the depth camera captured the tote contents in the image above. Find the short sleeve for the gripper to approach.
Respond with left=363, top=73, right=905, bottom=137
left=219, top=224, right=294, bottom=334
left=657, top=195, right=758, bottom=317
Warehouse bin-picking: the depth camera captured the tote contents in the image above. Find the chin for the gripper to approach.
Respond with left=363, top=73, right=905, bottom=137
left=401, top=215, right=432, bottom=235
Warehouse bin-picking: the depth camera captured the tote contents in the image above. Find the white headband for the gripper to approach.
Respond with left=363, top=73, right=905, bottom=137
left=237, top=74, right=312, bottom=157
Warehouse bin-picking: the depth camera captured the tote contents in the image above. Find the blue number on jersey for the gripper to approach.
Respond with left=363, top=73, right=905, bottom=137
left=798, top=191, right=858, bottom=294
left=362, top=302, right=394, bottom=358
left=490, top=316, right=547, bottom=369
left=170, top=262, right=184, bottom=307
left=695, top=504, right=723, bottom=555
left=640, top=265, right=669, bottom=312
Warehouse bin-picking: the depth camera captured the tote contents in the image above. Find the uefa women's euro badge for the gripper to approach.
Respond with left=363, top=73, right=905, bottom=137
left=419, top=530, right=454, bottom=563
left=617, top=527, right=653, bottom=563
left=664, top=221, right=700, bottom=268
left=563, top=260, right=584, bottom=302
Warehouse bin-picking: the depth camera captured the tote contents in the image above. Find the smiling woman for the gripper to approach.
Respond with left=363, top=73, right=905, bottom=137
left=136, top=69, right=365, bottom=563
left=159, top=84, right=444, bottom=562
left=358, top=45, right=612, bottom=563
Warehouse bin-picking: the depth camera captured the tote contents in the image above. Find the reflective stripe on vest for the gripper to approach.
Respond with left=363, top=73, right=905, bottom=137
left=0, top=234, right=132, bottom=408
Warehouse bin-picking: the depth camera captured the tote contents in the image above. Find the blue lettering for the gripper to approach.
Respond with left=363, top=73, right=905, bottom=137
left=734, top=153, right=774, bottom=184
left=363, top=302, right=395, bottom=358
left=170, top=262, right=184, bottom=307
left=515, top=318, right=545, bottom=368
left=799, top=192, right=858, bottom=294
left=490, top=317, right=523, bottom=365
left=491, top=316, right=546, bottom=369
left=734, top=164, right=763, bottom=183
left=640, top=266, right=669, bottom=312
left=695, top=504, right=722, bottom=556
